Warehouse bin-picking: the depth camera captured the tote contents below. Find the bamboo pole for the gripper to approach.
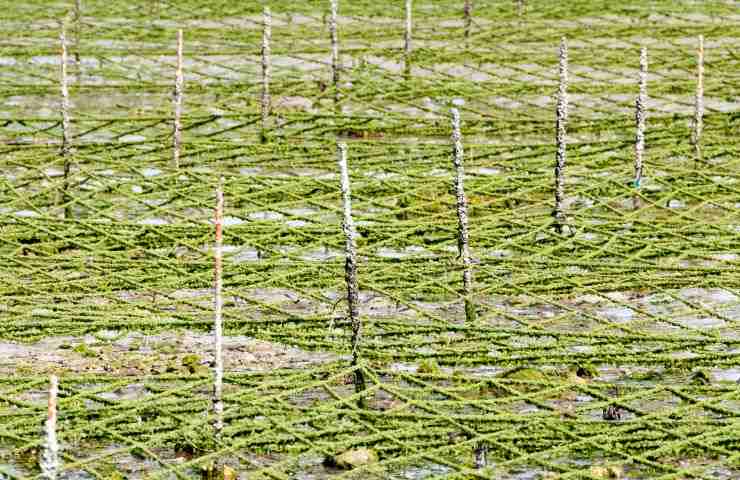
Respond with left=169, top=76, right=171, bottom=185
left=173, top=29, right=184, bottom=169
left=337, top=143, right=366, bottom=400
left=212, top=178, right=224, bottom=437
left=451, top=108, right=475, bottom=322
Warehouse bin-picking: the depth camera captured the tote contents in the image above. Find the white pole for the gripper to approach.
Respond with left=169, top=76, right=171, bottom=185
left=553, top=38, right=569, bottom=231
left=212, top=178, right=224, bottom=436
left=40, top=375, right=60, bottom=480
left=337, top=143, right=366, bottom=395
left=633, top=47, right=648, bottom=210
left=451, top=108, right=475, bottom=322
left=173, top=29, right=184, bottom=169
left=261, top=7, right=272, bottom=139
left=692, top=35, right=704, bottom=160
left=60, top=26, right=72, bottom=219
left=329, top=0, right=340, bottom=107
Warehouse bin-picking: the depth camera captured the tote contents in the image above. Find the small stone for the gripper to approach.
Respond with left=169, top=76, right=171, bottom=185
left=222, top=465, right=238, bottom=480
left=325, top=448, right=378, bottom=469
left=608, top=466, right=623, bottom=478
left=589, top=465, right=622, bottom=478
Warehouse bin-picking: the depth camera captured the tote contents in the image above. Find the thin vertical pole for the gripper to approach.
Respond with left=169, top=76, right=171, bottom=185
left=451, top=108, right=475, bottom=322
left=40, top=375, right=60, bottom=480
left=60, top=26, right=72, bottom=219
left=337, top=143, right=366, bottom=400
left=404, top=0, right=412, bottom=78
left=633, top=47, right=647, bottom=209
left=213, top=178, right=224, bottom=437
left=553, top=37, right=568, bottom=232
left=464, top=0, right=473, bottom=44
left=692, top=35, right=704, bottom=162
left=329, top=0, right=340, bottom=110
left=261, top=7, right=271, bottom=142
left=517, top=0, right=524, bottom=17
left=73, top=0, right=81, bottom=78
left=173, top=29, right=184, bottom=169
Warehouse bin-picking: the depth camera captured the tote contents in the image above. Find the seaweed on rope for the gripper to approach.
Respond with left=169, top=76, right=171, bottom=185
left=0, top=0, right=738, bottom=478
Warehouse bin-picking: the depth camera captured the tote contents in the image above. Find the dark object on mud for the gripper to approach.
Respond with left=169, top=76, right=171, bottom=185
left=575, top=363, right=598, bottom=379
left=690, top=368, right=712, bottom=385
left=201, top=463, right=237, bottom=480
left=447, top=431, right=465, bottom=445
left=603, top=385, right=622, bottom=420
left=473, top=442, right=487, bottom=469
left=602, top=404, right=622, bottom=421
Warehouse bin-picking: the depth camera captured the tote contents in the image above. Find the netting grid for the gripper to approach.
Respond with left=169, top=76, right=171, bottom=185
left=0, top=1, right=739, bottom=479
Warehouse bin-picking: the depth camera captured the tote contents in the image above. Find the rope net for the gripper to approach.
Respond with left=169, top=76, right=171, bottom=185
left=0, top=0, right=738, bottom=478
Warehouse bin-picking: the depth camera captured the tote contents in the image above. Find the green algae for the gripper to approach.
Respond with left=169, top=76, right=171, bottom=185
left=0, top=0, right=738, bottom=478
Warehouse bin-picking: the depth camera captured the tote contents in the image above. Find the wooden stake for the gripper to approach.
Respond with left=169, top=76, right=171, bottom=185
left=451, top=108, right=475, bottom=322
left=464, top=0, right=473, bottom=43
left=213, top=178, right=224, bottom=437
left=173, top=29, right=184, bottom=169
left=404, top=0, right=412, bottom=78
left=261, top=7, right=271, bottom=142
left=553, top=37, right=568, bottom=232
left=337, top=143, right=366, bottom=399
left=73, top=0, right=81, bottom=77
left=692, top=35, right=704, bottom=162
left=633, top=47, right=647, bottom=209
left=40, top=375, right=60, bottom=480
left=60, top=26, right=72, bottom=219
left=329, top=0, right=340, bottom=109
